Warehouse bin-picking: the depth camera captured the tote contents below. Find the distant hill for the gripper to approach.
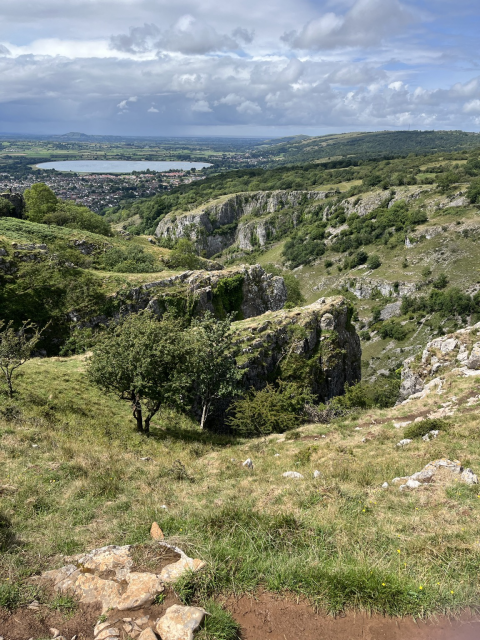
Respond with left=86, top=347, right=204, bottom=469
left=254, top=130, right=480, bottom=165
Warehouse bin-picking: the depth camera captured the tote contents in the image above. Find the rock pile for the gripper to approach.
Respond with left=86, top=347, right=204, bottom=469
left=41, top=542, right=206, bottom=640
left=391, top=458, right=478, bottom=491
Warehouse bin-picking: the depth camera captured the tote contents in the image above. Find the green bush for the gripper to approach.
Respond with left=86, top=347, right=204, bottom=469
left=44, top=201, right=111, bottom=236
left=168, top=238, right=202, bottom=269
left=332, top=377, right=401, bottom=411
left=378, top=319, right=409, bottom=341
left=432, top=273, right=449, bottom=290
left=403, top=418, right=449, bottom=440
left=0, top=198, right=15, bottom=217
left=264, top=264, right=305, bottom=307
left=367, top=254, right=381, bottom=270
left=98, top=245, right=158, bottom=273
left=227, top=382, right=313, bottom=437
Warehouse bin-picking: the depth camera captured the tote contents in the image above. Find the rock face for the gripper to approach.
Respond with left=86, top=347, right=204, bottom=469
left=0, top=192, right=26, bottom=219
left=343, top=277, right=416, bottom=300
left=398, top=323, right=480, bottom=402
left=233, top=296, right=361, bottom=402
left=155, top=190, right=329, bottom=257
left=73, top=264, right=287, bottom=328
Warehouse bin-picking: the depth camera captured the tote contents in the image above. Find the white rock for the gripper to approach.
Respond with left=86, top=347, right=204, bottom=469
left=156, top=605, right=206, bottom=640
left=461, top=468, right=478, bottom=485
left=274, top=453, right=280, bottom=457
left=396, top=439, right=412, bottom=447
left=393, top=421, right=411, bottom=428
left=382, top=482, right=389, bottom=488
left=422, top=430, right=439, bottom=442
left=313, top=470, right=321, bottom=478
left=282, top=471, right=304, bottom=479
left=242, top=458, right=254, bottom=469
left=440, top=338, right=458, bottom=354
left=32, top=444, right=39, bottom=448
left=96, top=629, right=120, bottom=640
left=354, top=427, right=362, bottom=430
left=137, top=629, right=158, bottom=640
left=50, top=629, right=60, bottom=638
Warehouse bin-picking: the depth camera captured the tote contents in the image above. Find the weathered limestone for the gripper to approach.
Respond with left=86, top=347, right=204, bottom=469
left=155, top=190, right=329, bottom=257
left=392, top=459, right=478, bottom=491
left=156, top=605, right=206, bottom=640
left=234, top=296, right=361, bottom=402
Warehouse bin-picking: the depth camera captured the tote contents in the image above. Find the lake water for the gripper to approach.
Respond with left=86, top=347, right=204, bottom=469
left=36, top=160, right=212, bottom=173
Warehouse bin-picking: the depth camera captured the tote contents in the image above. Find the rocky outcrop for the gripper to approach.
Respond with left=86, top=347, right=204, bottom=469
left=398, top=322, right=480, bottom=402
left=233, top=296, right=361, bottom=401
left=0, top=191, right=26, bottom=219
left=340, top=186, right=430, bottom=219
left=392, top=459, right=478, bottom=491
left=343, top=277, right=416, bottom=300
left=71, top=264, right=287, bottom=328
left=155, top=190, right=329, bottom=257
left=40, top=542, right=206, bottom=640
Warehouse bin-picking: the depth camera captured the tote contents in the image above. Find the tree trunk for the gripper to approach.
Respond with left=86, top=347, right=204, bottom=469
left=132, top=394, right=144, bottom=432
left=6, top=372, right=13, bottom=398
left=144, top=402, right=161, bottom=436
left=200, top=402, right=209, bottom=429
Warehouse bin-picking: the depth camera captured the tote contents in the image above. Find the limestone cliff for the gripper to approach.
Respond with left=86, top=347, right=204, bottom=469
left=155, top=190, right=329, bottom=257
left=232, top=296, right=361, bottom=402
left=71, top=264, right=287, bottom=327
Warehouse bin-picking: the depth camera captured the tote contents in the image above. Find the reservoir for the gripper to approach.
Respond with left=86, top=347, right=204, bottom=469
left=36, top=160, right=212, bottom=173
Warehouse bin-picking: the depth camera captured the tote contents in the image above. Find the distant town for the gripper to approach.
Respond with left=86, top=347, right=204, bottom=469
left=0, top=169, right=206, bottom=213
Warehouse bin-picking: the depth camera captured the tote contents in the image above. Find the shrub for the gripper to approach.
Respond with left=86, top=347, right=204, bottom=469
left=264, top=264, right=305, bottom=307
left=367, top=254, right=381, bottom=270
left=432, top=273, right=449, bottom=290
left=378, top=320, right=409, bottom=341
left=99, top=245, right=158, bottom=273
left=44, top=201, right=111, bottom=236
left=403, top=418, right=449, bottom=440
left=0, top=198, right=15, bottom=217
left=168, top=238, right=202, bottom=269
left=467, top=179, right=480, bottom=204
left=227, top=382, right=313, bottom=437
left=331, top=377, right=401, bottom=410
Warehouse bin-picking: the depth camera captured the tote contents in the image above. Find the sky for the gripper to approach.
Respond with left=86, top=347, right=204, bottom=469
left=0, top=0, right=480, bottom=137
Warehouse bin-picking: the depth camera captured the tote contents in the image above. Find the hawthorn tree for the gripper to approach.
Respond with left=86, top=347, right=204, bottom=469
left=88, top=311, right=189, bottom=434
left=185, top=312, right=241, bottom=429
left=0, top=320, right=42, bottom=397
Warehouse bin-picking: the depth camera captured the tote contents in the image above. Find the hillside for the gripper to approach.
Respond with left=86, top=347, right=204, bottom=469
left=254, top=130, right=480, bottom=165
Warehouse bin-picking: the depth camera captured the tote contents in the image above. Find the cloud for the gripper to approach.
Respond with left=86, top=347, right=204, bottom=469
left=0, top=44, right=11, bottom=56
left=111, top=15, right=239, bottom=55
left=285, top=0, right=415, bottom=50
left=192, top=99, right=212, bottom=112
left=148, top=106, right=159, bottom=112
left=237, top=100, right=261, bottom=114
left=232, top=27, right=254, bottom=44
left=110, top=23, right=160, bottom=54
left=464, top=99, right=480, bottom=113
left=117, top=96, right=137, bottom=110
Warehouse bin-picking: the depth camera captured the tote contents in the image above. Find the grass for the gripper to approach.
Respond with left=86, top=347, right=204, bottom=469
left=1, top=357, right=480, bottom=618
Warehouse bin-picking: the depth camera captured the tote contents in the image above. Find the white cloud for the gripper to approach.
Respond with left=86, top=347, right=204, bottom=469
left=285, top=0, right=415, bottom=50
left=464, top=99, right=480, bottom=113
left=192, top=99, right=212, bottom=112
left=148, top=106, right=159, bottom=112
left=237, top=100, right=261, bottom=114
left=0, top=44, right=11, bottom=56
left=117, top=96, right=137, bottom=109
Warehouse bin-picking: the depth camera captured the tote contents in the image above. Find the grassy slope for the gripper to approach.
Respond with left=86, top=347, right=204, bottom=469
left=2, top=356, right=480, bottom=617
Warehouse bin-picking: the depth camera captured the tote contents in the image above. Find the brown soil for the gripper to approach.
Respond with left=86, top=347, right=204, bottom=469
left=227, top=593, right=480, bottom=640
left=0, top=602, right=101, bottom=640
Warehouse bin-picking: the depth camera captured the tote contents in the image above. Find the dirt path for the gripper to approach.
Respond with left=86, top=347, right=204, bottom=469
left=227, top=593, right=480, bottom=640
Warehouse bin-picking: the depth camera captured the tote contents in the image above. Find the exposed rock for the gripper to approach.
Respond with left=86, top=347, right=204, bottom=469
left=313, top=470, right=322, bottom=478
left=137, top=629, right=157, bottom=640
left=344, top=277, right=416, bottom=300
left=396, top=439, right=412, bottom=447
left=380, top=301, right=402, bottom=320
left=150, top=522, right=164, bottom=541
left=422, top=430, right=439, bottom=442
left=0, top=191, right=25, bottom=219
left=392, top=459, right=478, bottom=490
left=235, top=296, right=361, bottom=403
left=242, top=458, right=254, bottom=469
left=155, top=190, right=329, bottom=257
left=155, top=605, right=206, bottom=640
left=382, top=482, right=389, bottom=489
left=282, top=471, right=304, bottom=479
left=41, top=543, right=204, bottom=613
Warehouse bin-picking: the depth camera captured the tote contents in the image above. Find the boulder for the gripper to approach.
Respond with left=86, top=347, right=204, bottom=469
left=155, top=605, right=206, bottom=640
left=283, top=471, right=304, bottom=479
